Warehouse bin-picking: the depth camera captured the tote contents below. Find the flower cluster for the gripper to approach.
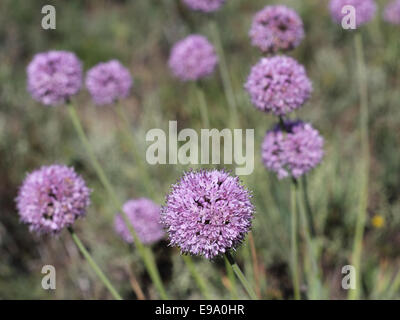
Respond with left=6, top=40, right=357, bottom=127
left=182, top=0, right=226, bottom=13
left=168, top=35, right=218, bottom=82
left=245, top=55, right=312, bottom=116
left=261, top=121, right=324, bottom=179
left=86, top=60, right=133, bottom=106
left=245, top=5, right=323, bottom=180
left=114, top=198, right=164, bottom=245
left=383, top=0, right=400, bottom=25
left=249, top=5, right=305, bottom=54
left=329, top=0, right=377, bottom=27
left=161, top=170, right=254, bottom=259
left=16, top=165, right=91, bottom=235
left=27, top=51, right=83, bottom=106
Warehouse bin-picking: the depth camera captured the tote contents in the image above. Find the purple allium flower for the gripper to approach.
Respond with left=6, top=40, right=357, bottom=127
left=168, top=35, right=218, bottom=82
left=182, top=0, right=226, bottom=12
left=85, top=60, right=133, bottom=106
left=16, top=165, right=91, bottom=235
left=249, top=5, right=305, bottom=54
left=27, top=50, right=83, bottom=106
left=245, top=56, right=312, bottom=116
left=329, top=0, right=377, bottom=27
left=383, top=0, right=400, bottom=25
left=261, top=121, right=324, bottom=179
left=161, top=169, right=254, bottom=259
left=114, top=198, right=164, bottom=245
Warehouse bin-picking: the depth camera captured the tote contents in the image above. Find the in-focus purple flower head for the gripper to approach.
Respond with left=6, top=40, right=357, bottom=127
left=27, top=50, right=83, bottom=106
left=245, top=55, right=312, bottom=116
left=182, top=0, right=226, bottom=13
left=16, top=165, right=91, bottom=235
left=161, top=169, right=254, bottom=259
left=261, top=121, right=324, bottom=179
left=329, top=0, right=377, bottom=27
left=114, top=198, right=164, bottom=245
left=383, top=0, right=400, bottom=25
left=168, top=35, right=218, bottom=82
left=86, top=60, right=133, bottom=106
left=249, top=5, right=305, bottom=54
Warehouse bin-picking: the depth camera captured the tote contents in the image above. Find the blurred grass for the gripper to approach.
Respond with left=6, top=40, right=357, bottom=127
left=0, top=0, right=400, bottom=299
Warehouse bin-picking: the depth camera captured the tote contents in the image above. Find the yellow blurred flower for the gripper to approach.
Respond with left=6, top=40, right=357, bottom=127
left=371, top=214, right=385, bottom=228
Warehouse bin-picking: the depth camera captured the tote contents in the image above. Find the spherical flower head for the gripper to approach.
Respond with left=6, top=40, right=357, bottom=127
left=261, top=121, right=324, bottom=179
left=114, top=198, right=164, bottom=245
left=383, top=0, right=400, bottom=25
left=85, top=60, right=133, bottom=106
left=249, top=5, right=305, bottom=54
left=161, top=169, right=254, bottom=259
left=329, top=0, right=376, bottom=27
left=16, top=165, right=91, bottom=235
left=182, top=0, right=226, bottom=13
left=245, top=56, right=312, bottom=116
left=168, top=35, right=218, bottom=82
left=27, top=50, right=83, bottom=106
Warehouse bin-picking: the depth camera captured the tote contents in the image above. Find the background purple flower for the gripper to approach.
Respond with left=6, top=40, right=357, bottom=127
left=161, top=169, right=254, bottom=259
left=182, top=0, right=226, bottom=13
left=16, top=165, right=91, bottom=235
left=85, top=60, right=133, bottom=106
left=114, top=198, right=164, bottom=245
left=383, top=0, right=400, bottom=25
left=168, top=35, right=218, bottom=82
left=245, top=56, right=312, bottom=116
left=329, top=0, right=376, bottom=27
left=261, top=121, right=324, bottom=179
left=27, top=50, right=83, bottom=106
left=249, top=5, right=305, bottom=54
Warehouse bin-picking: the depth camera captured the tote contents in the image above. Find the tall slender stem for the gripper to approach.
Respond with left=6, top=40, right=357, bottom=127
left=301, top=176, right=316, bottom=237
left=67, top=103, right=168, bottom=300
left=349, top=32, right=369, bottom=300
left=68, top=227, right=122, bottom=300
left=224, top=255, right=238, bottom=299
left=182, top=255, right=212, bottom=299
left=297, top=183, right=322, bottom=299
left=225, top=251, right=258, bottom=300
left=290, top=181, right=301, bottom=300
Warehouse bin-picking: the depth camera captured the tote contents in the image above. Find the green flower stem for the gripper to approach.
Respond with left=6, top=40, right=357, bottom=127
left=194, top=84, right=210, bottom=128
left=182, top=255, right=212, bottom=299
left=224, top=255, right=238, bottom=299
left=349, top=32, right=370, bottom=300
left=209, top=21, right=239, bottom=128
left=290, top=181, right=301, bottom=300
left=297, top=183, right=322, bottom=299
left=225, top=251, right=258, bottom=300
left=68, top=227, right=122, bottom=300
left=67, top=103, right=168, bottom=300
left=301, top=176, right=316, bottom=237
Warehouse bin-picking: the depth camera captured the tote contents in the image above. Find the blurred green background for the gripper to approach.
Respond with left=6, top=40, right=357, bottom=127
left=0, top=0, right=399, bottom=299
